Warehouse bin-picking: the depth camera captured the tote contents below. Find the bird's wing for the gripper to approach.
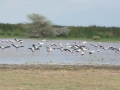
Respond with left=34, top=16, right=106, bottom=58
left=21, top=45, right=24, bottom=47
left=39, top=45, right=42, bottom=47
left=5, top=46, right=11, bottom=48
left=12, top=44, right=16, bottom=47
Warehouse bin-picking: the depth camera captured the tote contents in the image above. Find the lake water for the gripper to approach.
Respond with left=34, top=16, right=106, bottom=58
left=0, top=39, right=120, bottom=65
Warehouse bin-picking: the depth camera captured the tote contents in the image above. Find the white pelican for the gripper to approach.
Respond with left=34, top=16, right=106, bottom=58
left=59, top=43, right=63, bottom=48
left=0, top=45, right=10, bottom=52
left=89, top=50, right=95, bottom=54
left=38, top=41, right=44, bottom=45
left=28, top=48, right=35, bottom=54
left=32, top=44, right=42, bottom=51
left=83, top=41, right=87, bottom=45
left=81, top=51, right=84, bottom=56
left=41, top=39, right=47, bottom=42
left=11, top=44, right=24, bottom=51
left=15, top=38, right=22, bottom=42
left=66, top=42, right=70, bottom=46
left=51, top=43, right=57, bottom=46
left=46, top=47, right=55, bottom=53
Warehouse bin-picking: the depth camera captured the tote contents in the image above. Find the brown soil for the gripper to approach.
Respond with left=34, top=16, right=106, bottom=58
left=0, top=64, right=120, bottom=70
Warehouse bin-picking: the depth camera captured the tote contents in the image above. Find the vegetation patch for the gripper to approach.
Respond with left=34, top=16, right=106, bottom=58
left=93, top=36, right=100, bottom=40
left=0, top=14, right=120, bottom=41
left=0, top=64, right=120, bottom=90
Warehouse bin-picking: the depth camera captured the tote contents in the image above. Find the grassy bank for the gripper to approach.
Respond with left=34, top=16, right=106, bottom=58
left=52, top=37, right=120, bottom=42
left=0, top=64, right=120, bottom=90
left=0, top=36, right=120, bottom=43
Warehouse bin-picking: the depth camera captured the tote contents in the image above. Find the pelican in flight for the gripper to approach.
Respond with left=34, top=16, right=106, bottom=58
left=0, top=45, right=10, bottom=52
left=46, top=47, right=55, bottom=53
left=28, top=47, right=35, bottom=55
left=32, top=44, right=42, bottom=52
left=11, top=44, right=24, bottom=51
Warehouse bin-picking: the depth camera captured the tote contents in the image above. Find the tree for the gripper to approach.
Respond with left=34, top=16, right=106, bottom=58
left=54, top=26, right=70, bottom=37
left=23, top=13, right=55, bottom=38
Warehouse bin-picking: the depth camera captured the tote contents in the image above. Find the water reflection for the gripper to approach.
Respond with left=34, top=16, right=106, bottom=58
left=0, top=39, right=120, bottom=65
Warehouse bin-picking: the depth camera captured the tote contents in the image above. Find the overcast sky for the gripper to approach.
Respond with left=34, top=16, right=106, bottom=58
left=0, top=0, right=120, bottom=27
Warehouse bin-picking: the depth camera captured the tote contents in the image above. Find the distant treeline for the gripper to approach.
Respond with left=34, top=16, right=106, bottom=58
left=68, top=25, right=120, bottom=39
left=0, top=23, right=120, bottom=39
left=0, top=23, right=26, bottom=37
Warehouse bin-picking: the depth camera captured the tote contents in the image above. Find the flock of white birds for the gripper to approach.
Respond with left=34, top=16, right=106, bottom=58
left=0, top=38, right=120, bottom=56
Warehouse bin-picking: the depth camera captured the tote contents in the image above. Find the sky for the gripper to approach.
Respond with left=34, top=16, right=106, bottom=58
left=0, top=0, right=120, bottom=27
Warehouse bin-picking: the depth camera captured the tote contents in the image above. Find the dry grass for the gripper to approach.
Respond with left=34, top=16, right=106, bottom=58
left=0, top=68, right=120, bottom=90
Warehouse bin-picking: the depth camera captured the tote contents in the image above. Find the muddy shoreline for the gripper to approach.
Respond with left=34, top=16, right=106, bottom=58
left=0, top=64, right=120, bottom=70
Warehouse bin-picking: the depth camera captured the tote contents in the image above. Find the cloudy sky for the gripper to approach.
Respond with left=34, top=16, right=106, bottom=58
left=0, top=0, right=120, bottom=27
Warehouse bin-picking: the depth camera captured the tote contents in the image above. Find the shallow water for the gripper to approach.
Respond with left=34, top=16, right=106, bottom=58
left=0, top=39, right=120, bottom=65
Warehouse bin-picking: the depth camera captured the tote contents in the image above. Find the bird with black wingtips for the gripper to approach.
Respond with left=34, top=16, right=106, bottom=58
left=115, top=47, right=120, bottom=53
left=51, top=42, right=57, bottom=46
left=11, top=44, right=24, bottom=51
left=89, top=50, right=95, bottom=54
left=63, top=48, right=73, bottom=53
left=28, top=47, right=35, bottom=55
left=0, top=45, right=11, bottom=52
left=46, top=47, right=55, bottom=53
left=15, top=38, right=22, bottom=42
left=10, top=40, right=16, bottom=43
left=53, top=47, right=64, bottom=52
left=90, top=44, right=98, bottom=47
left=32, top=44, right=42, bottom=52
left=15, top=39, right=23, bottom=44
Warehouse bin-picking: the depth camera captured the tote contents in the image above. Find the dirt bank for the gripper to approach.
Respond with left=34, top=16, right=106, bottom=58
left=0, top=64, right=120, bottom=70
